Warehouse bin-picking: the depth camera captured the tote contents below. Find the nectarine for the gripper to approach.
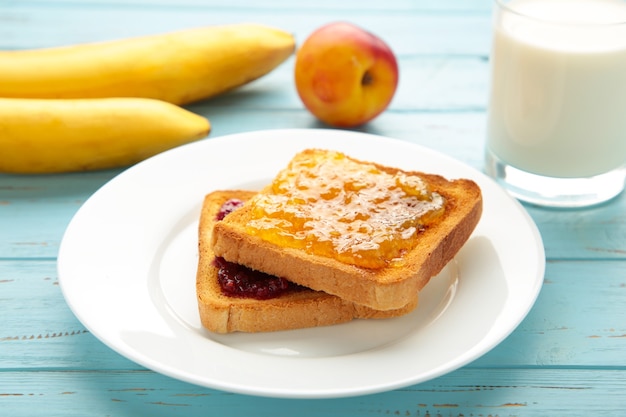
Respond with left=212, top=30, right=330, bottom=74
left=294, top=22, right=399, bottom=128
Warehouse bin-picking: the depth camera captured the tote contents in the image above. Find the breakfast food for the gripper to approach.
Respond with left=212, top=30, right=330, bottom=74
left=196, top=190, right=419, bottom=333
left=211, top=149, right=482, bottom=311
left=0, top=24, right=295, bottom=105
left=294, top=22, right=399, bottom=127
left=0, top=97, right=210, bottom=174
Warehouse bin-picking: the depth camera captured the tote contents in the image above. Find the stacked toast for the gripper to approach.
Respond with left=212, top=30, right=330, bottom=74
left=196, top=149, right=482, bottom=333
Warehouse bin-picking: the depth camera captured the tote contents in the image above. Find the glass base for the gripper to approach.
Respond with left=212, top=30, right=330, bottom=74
left=485, top=149, right=626, bottom=208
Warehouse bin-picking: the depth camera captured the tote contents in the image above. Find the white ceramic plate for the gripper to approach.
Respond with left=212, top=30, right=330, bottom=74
left=58, top=129, right=545, bottom=399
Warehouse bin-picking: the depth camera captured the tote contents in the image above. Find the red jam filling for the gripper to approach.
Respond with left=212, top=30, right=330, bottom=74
left=213, top=256, right=299, bottom=300
left=216, top=198, right=244, bottom=220
left=214, top=198, right=302, bottom=300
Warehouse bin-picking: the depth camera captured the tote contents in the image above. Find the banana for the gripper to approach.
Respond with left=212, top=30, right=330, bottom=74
left=0, top=24, right=295, bottom=105
left=0, top=97, right=210, bottom=173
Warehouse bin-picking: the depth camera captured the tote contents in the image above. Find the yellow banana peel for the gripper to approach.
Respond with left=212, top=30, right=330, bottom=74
left=0, top=97, right=211, bottom=174
left=0, top=23, right=295, bottom=105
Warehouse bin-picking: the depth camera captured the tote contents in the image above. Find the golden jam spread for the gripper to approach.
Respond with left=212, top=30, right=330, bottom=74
left=246, top=150, right=445, bottom=269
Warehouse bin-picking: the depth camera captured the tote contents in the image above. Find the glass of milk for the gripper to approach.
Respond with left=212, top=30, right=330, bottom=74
left=485, top=0, right=626, bottom=207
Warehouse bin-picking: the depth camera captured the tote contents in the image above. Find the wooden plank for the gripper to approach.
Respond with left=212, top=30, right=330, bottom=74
left=2, top=260, right=624, bottom=370
left=472, top=260, right=626, bottom=367
left=7, top=0, right=493, bottom=13
left=526, top=202, right=626, bottom=260
left=0, top=368, right=624, bottom=416
left=0, top=170, right=122, bottom=259
left=0, top=5, right=492, bottom=55
left=0, top=260, right=139, bottom=370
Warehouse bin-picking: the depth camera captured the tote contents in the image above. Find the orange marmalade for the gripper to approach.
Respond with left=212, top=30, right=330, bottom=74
left=245, top=149, right=445, bottom=269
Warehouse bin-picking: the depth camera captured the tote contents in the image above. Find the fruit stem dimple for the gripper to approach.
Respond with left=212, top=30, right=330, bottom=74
left=361, top=70, right=373, bottom=86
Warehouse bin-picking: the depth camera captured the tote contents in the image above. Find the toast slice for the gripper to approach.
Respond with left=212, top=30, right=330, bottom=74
left=211, top=149, right=482, bottom=311
left=196, top=190, right=418, bottom=333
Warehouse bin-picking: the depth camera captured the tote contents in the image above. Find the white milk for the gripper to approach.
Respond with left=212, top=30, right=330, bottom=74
left=487, top=0, right=626, bottom=178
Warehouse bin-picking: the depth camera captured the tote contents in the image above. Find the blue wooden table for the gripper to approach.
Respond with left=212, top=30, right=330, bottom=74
left=1, top=1, right=625, bottom=416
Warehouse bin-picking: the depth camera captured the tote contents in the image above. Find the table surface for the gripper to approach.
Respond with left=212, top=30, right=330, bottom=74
left=1, top=1, right=625, bottom=416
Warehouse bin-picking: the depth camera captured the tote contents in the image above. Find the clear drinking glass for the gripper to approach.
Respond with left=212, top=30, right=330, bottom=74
left=485, top=0, right=626, bottom=207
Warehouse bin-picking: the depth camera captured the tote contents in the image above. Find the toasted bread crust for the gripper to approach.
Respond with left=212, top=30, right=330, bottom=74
left=197, top=190, right=418, bottom=333
left=211, top=151, right=482, bottom=311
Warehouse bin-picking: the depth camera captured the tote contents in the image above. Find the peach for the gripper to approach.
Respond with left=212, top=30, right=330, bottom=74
left=294, top=22, right=399, bottom=128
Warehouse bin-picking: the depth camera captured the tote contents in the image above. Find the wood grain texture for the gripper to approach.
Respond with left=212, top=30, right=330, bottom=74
left=1, top=0, right=625, bottom=415
left=1, top=369, right=624, bottom=416
left=0, top=4, right=492, bottom=54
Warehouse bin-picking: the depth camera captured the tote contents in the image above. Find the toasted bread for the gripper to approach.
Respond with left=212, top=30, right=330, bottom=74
left=196, top=190, right=418, bottom=333
left=211, top=149, right=482, bottom=311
